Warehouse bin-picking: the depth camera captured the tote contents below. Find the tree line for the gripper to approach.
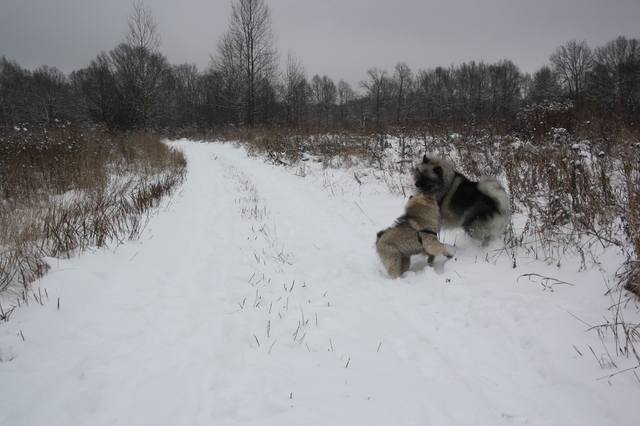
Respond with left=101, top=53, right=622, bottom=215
left=1, top=0, right=638, bottom=131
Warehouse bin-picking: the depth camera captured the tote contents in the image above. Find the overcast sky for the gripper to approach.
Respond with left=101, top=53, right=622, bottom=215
left=1, top=0, right=639, bottom=86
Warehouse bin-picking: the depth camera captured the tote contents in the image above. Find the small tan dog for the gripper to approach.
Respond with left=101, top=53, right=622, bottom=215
left=376, top=193, right=452, bottom=278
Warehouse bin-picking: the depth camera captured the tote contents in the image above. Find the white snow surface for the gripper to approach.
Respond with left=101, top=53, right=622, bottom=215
left=1, top=140, right=638, bottom=426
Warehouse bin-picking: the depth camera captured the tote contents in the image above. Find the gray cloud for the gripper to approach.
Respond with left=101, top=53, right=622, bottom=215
left=1, top=0, right=639, bottom=86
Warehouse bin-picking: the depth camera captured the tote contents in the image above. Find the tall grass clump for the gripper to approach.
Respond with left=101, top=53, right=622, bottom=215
left=0, top=127, right=186, bottom=294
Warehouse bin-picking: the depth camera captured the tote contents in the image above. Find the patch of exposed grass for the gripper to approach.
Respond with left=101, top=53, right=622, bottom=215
left=0, top=127, right=186, bottom=294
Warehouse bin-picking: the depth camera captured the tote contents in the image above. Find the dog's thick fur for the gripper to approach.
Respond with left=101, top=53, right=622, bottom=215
left=413, top=155, right=510, bottom=243
left=376, top=193, right=452, bottom=278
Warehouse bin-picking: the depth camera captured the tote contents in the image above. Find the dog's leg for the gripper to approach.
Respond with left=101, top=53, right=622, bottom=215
left=385, top=253, right=404, bottom=278
left=400, top=255, right=411, bottom=275
left=377, top=244, right=404, bottom=278
left=422, top=237, right=453, bottom=259
left=463, top=220, right=494, bottom=246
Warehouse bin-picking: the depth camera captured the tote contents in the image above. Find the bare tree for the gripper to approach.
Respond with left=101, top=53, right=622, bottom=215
left=309, top=75, right=337, bottom=127
left=528, top=66, right=561, bottom=103
left=68, top=1, right=167, bottom=129
left=392, top=62, right=413, bottom=124
left=215, top=0, right=277, bottom=126
left=337, top=80, right=355, bottom=125
left=594, top=36, right=640, bottom=76
left=594, top=36, right=640, bottom=115
left=32, top=65, right=69, bottom=125
left=110, top=43, right=169, bottom=128
left=323, top=76, right=337, bottom=127
left=456, top=61, right=490, bottom=120
left=71, top=53, right=120, bottom=126
left=107, top=0, right=169, bottom=128
left=212, top=32, right=243, bottom=124
left=361, top=68, right=389, bottom=128
left=416, top=67, right=455, bottom=121
left=0, top=57, right=31, bottom=125
left=282, top=52, right=308, bottom=127
left=169, top=63, right=202, bottom=127
left=310, top=74, right=323, bottom=126
left=488, top=60, right=522, bottom=119
left=550, top=40, right=593, bottom=101
left=126, top=0, right=161, bottom=52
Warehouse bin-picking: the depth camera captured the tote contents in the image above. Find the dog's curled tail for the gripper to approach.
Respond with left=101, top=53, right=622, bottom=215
left=477, top=178, right=511, bottom=220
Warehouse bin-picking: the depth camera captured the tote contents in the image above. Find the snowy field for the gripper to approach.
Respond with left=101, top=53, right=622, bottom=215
left=1, top=139, right=638, bottom=426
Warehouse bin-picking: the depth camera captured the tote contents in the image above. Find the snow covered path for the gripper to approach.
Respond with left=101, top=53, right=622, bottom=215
left=1, top=140, right=638, bottom=426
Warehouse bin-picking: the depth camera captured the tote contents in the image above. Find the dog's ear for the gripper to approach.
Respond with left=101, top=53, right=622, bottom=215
left=422, top=155, right=429, bottom=163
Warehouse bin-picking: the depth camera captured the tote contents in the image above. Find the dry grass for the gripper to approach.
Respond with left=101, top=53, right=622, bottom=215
left=0, top=127, right=186, bottom=294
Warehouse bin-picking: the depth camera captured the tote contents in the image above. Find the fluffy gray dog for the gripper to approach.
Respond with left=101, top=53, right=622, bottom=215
left=413, top=155, right=510, bottom=244
left=376, top=193, right=452, bottom=278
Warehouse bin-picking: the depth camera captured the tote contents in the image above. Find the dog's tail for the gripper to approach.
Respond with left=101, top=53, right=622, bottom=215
left=477, top=178, right=511, bottom=220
